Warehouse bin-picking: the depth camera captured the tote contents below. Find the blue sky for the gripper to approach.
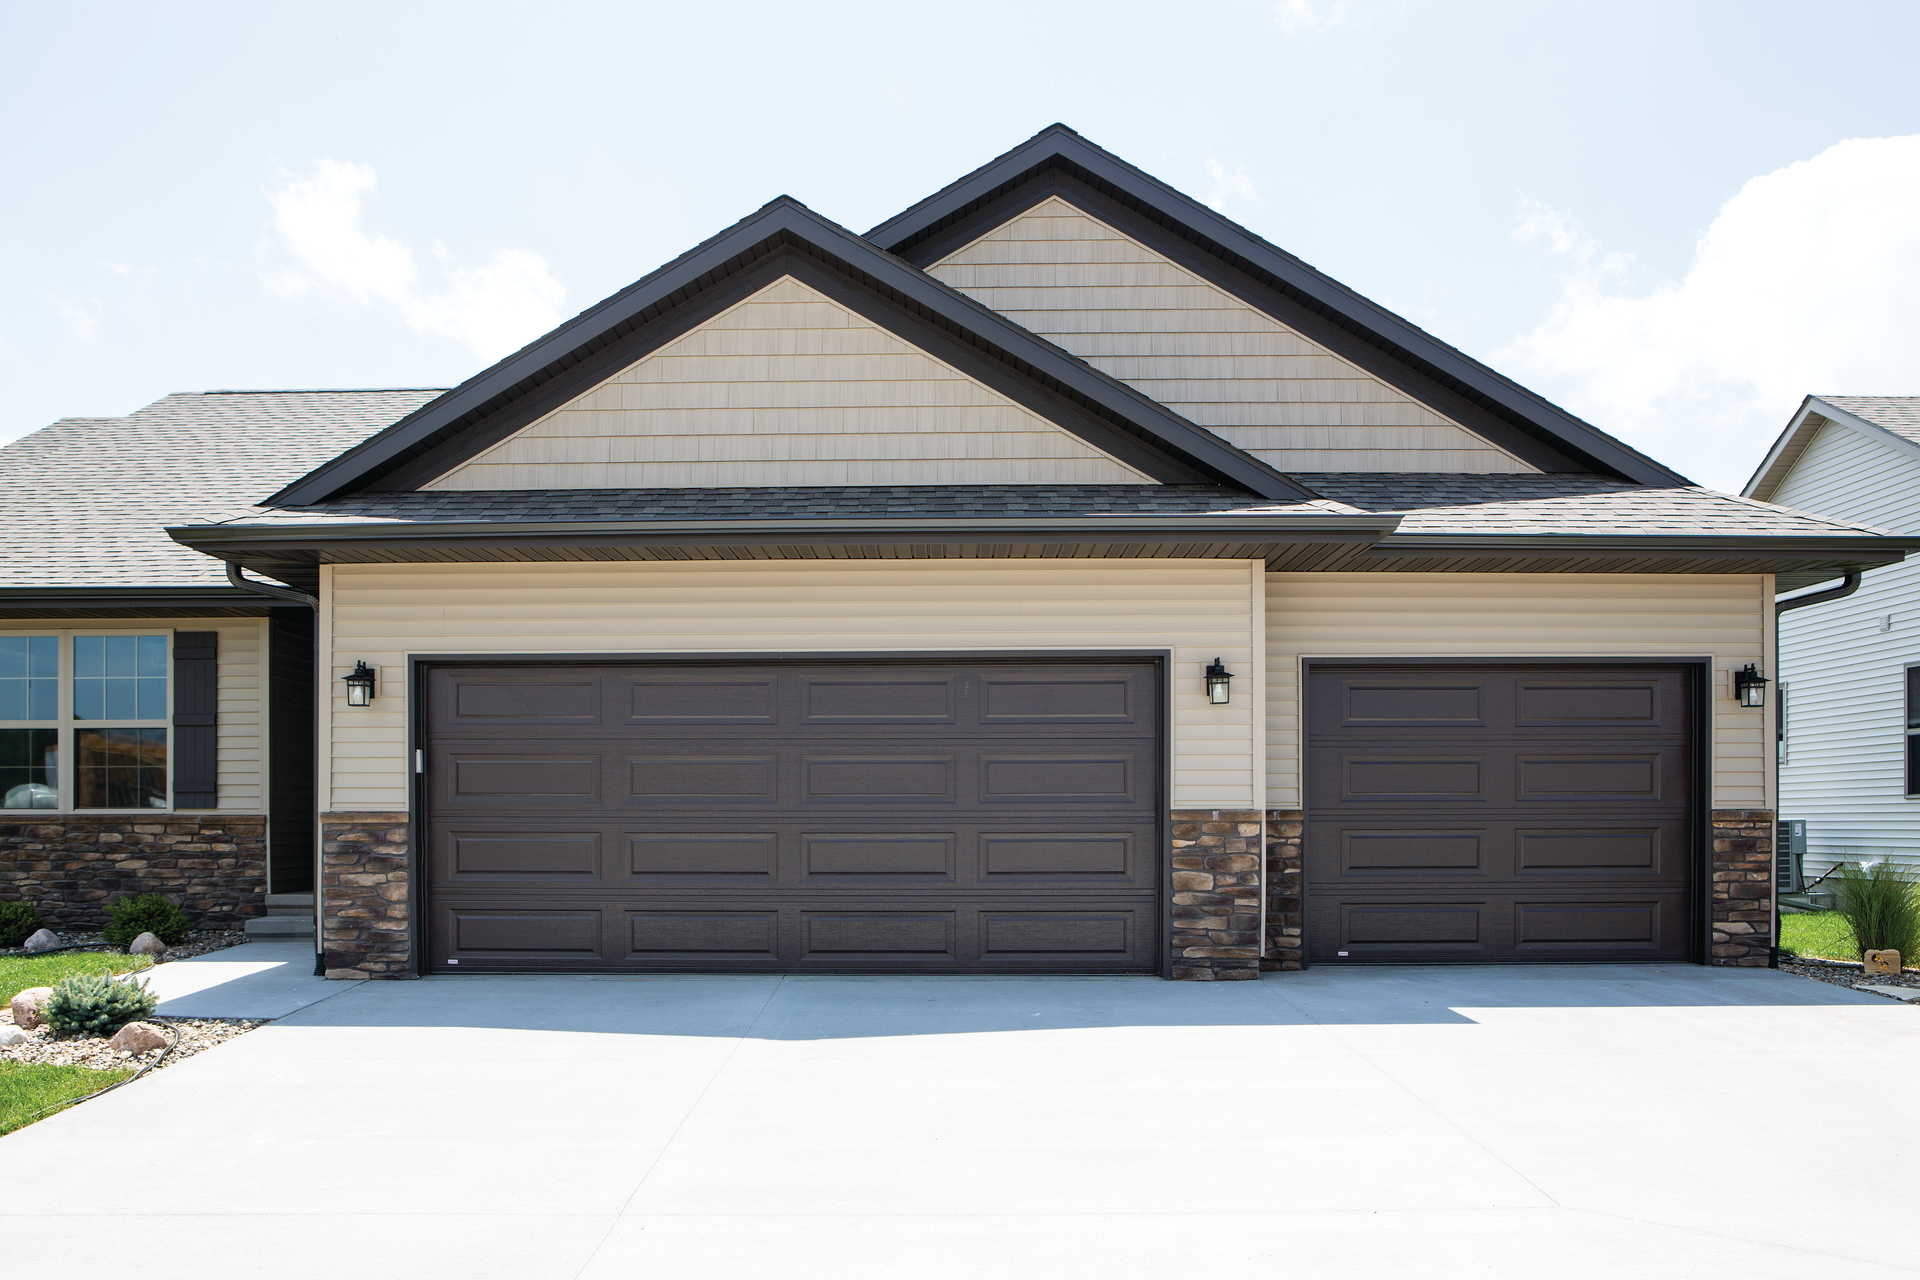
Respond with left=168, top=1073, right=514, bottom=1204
left=5, top=0, right=1917, bottom=489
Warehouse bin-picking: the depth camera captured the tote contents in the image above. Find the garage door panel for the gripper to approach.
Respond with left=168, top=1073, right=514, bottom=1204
left=431, top=669, right=607, bottom=727
left=425, top=660, right=1162, bottom=974
left=1308, top=664, right=1695, bottom=964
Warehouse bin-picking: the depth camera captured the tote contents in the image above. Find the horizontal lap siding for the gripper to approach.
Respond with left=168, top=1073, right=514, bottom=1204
left=929, top=197, right=1534, bottom=474
left=1263, top=573, right=1769, bottom=808
left=1769, top=423, right=1920, bottom=868
left=325, top=560, right=1261, bottom=812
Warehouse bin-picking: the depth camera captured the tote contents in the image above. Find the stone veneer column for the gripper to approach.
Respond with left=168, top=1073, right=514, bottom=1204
left=1710, top=808, right=1774, bottom=966
left=1168, top=809, right=1262, bottom=980
left=319, top=812, right=413, bottom=979
left=0, top=816, right=266, bottom=930
left=1261, top=809, right=1304, bottom=971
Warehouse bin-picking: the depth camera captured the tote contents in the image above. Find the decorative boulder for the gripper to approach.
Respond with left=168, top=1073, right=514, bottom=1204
left=22, top=929, right=60, bottom=953
left=106, top=1021, right=168, bottom=1055
left=10, top=986, right=54, bottom=1031
left=128, top=932, right=168, bottom=957
left=0, top=1025, right=26, bottom=1047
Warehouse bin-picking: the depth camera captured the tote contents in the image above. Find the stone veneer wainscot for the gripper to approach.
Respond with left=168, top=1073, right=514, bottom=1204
left=0, top=815, right=265, bottom=930
left=1710, top=809, right=1775, bottom=966
left=1168, top=809, right=1263, bottom=980
left=1261, top=809, right=1304, bottom=972
left=320, top=812, right=412, bottom=979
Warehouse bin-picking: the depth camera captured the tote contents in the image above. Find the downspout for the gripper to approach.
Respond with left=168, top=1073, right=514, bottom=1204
left=224, top=565, right=324, bottom=973
left=1767, top=571, right=1863, bottom=966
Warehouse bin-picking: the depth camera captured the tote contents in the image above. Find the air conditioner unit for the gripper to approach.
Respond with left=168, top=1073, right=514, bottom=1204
left=1776, top=819, right=1807, bottom=892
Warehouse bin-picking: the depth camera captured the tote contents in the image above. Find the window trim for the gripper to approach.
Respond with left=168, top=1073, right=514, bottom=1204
left=0, top=629, right=174, bottom=813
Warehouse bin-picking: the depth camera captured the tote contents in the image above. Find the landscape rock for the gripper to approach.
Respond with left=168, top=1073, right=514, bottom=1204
left=0, top=1026, right=26, bottom=1047
left=22, top=929, right=61, bottom=952
left=10, top=986, right=54, bottom=1030
left=128, top=932, right=168, bottom=957
left=106, top=1022, right=168, bottom=1054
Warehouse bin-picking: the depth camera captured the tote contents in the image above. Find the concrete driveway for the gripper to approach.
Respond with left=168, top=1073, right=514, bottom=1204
left=3, top=948, right=1913, bottom=1279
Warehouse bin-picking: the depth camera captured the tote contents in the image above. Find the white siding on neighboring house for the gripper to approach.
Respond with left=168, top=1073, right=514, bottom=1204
left=0, top=618, right=264, bottom=813
left=1768, top=421, right=1920, bottom=875
left=424, top=276, right=1154, bottom=490
left=321, top=560, right=1263, bottom=813
left=928, top=196, right=1537, bottom=474
left=1263, top=573, right=1772, bottom=809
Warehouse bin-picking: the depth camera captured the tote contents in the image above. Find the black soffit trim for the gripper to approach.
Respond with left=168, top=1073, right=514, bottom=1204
left=266, top=200, right=1315, bottom=508
left=0, top=587, right=304, bottom=612
left=869, top=124, right=1689, bottom=488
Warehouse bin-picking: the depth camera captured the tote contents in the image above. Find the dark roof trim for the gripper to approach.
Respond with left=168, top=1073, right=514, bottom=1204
left=267, top=199, right=1314, bottom=507
left=172, top=512, right=1398, bottom=555
left=1370, top=533, right=1917, bottom=558
left=870, top=125, right=1688, bottom=487
left=0, top=587, right=306, bottom=618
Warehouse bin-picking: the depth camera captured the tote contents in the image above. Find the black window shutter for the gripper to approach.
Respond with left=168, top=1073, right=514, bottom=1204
left=173, top=631, right=218, bottom=808
left=1908, top=667, right=1920, bottom=728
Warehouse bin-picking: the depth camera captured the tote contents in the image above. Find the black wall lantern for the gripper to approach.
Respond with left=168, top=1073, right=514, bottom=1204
left=343, top=661, right=377, bottom=707
left=1733, top=663, right=1770, bottom=708
left=1205, top=657, right=1233, bottom=705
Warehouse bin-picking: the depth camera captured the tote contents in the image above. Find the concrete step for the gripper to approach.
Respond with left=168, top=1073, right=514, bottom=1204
left=264, top=893, right=315, bottom=918
left=244, top=915, right=315, bottom=937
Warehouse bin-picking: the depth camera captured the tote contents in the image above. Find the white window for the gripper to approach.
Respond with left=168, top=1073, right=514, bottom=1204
left=0, top=633, right=171, bottom=811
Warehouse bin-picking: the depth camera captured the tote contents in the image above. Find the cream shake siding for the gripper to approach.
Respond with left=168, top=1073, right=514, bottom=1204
left=322, top=560, right=1263, bottom=812
left=1767, top=421, right=1920, bottom=871
left=928, top=196, right=1536, bottom=474
left=424, top=276, right=1153, bottom=491
left=0, top=618, right=264, bottom=813
left=1262, top=573, right=1772, bottom=809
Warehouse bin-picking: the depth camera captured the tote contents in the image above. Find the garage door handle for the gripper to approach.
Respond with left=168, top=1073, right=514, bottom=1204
left=415, top=749, right=425, bottom=774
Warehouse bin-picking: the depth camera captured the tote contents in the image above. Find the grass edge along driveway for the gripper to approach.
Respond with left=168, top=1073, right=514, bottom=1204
left=0, top=951, right=153, bottom=1135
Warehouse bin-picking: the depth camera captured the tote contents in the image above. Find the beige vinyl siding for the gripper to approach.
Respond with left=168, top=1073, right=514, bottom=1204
left=425, top=276, right=1154, bottom=490
left=322, top=560, right=1262, bottom=812
left=929, top=196, right=1536, bottom=474
left=1768, top=421, right=1920, bottom=873
left=1263, top=573, right=1771, bottom=808
left=0, top=618, right=264, bottom=813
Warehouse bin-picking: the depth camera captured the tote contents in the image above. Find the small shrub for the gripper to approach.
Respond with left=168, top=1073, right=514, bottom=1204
left=101, top=893, right=193, bottom=948
left=0, top=901, right=46, bottom=949
left=41, top=972, right=157, bottom=1038
left=1830, top=860, right=1920, bottom=962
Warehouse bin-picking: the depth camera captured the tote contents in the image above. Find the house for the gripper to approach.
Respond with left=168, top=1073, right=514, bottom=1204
left=1745, top=396, right=1920, bottom=882
left=2, top=126, right=1908, bottom=980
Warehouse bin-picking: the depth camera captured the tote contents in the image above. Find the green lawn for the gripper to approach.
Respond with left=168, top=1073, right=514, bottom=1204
left=0, top=952, right=151, bottom=1007
left=1780, top=911, right=1865, bottom=963
left=0, top=1060, right=133, bottom=1134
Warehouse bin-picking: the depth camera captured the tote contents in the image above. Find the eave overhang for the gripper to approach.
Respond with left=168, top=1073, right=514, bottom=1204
left=266, top=199, right=1312, bottom=507
left=871, top=125, right=1688, bottom=487
left=0, top=586, right=308, bottom=619
left=168, top=513, right=1404, bottom=591
left=1355, top=532, right=1913, bottom=589
left=1744, top=395, right=1920, bottom=502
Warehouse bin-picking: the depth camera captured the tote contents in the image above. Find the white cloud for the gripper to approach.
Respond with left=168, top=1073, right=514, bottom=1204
left=1501, top=135, right=1920, bottom=490
left=1273, top=0, right=1351, bottom=35
left=1203, top=157, right=1260, bottom=212
left=263, top=159, right=567, bottom=362
left=46, top=292, right=103, bottom=339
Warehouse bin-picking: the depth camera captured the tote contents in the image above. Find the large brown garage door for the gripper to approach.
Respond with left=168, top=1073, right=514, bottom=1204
left=1306, top=665, right=1696, bottom=963
left=423, top=660, right=1162, bottom=974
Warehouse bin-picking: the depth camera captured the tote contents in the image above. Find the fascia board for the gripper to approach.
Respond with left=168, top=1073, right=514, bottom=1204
left=1741, top=397, right=1822, bottom=500
left=871, top=126, right=1690, bottom=488
left=168, top=512, right=1400, bottom=553
left=270, top=199, right=1312, bottom=506
left=1369, top=532, right=1919, bottom=558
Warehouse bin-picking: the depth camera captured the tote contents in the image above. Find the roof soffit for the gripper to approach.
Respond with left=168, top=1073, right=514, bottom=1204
left=870, top=125, right=1690, bottom=487
left=269, top=200, right=1314, bottom=506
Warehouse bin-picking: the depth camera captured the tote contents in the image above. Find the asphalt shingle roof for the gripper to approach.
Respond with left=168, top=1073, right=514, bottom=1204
left=1821, top=396, right=1920, bottom=447
left=0, top=390, right=443, bottom=588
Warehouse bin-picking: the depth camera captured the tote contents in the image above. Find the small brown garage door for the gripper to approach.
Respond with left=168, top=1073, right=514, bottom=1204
left=423, top=660, right=1162, bottom=974
left=1306, top=665, right=1696, bottom=963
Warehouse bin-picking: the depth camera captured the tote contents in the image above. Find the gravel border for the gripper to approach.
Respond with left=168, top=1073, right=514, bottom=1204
left=1779, top=956, right=1920, bottom=998
left=0, top=930, right=251, bottom=962
left=2, top=1011, right=265, bottom=1070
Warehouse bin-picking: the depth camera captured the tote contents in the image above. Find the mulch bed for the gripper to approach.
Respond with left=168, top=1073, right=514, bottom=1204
left=1779, top=956, right=1920, bottom=999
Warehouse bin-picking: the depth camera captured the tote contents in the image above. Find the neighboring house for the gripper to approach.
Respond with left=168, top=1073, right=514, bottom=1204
left=1, top=126, right=1909, bottom=980
left=1745, top=395, right=1920, bottom=881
